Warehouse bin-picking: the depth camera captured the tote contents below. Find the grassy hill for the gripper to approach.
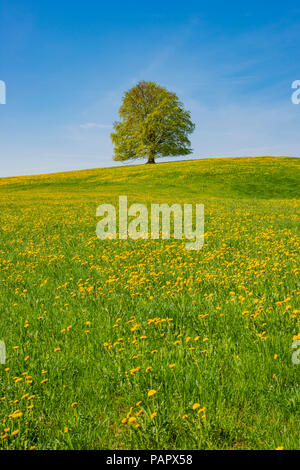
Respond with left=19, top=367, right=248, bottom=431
left=1, top=156, right=299, bottom=199
left=0, top=156, right=299, bottom=450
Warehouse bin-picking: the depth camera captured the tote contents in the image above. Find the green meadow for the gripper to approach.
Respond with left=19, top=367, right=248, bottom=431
left=0, top=156, right=299, bottom=450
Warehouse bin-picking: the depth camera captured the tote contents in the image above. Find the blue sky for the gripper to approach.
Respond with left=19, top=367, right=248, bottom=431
left=0, top=0, right=300, bottom=176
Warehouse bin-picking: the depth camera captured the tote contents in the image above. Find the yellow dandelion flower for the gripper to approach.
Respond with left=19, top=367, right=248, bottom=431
left=9, top=411, right=23, bottom=419
left=197, top=407, right=206, bottom=414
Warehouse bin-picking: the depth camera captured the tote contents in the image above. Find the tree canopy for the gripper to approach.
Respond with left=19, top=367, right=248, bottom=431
left=111, top=81, right=195, bottom=164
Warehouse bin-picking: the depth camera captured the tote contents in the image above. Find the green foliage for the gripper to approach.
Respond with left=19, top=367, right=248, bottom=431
left=111, top=81, right=195, bottom=163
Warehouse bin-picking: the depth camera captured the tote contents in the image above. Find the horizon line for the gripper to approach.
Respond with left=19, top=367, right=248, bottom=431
left=1, top=155, right=299, bottom=180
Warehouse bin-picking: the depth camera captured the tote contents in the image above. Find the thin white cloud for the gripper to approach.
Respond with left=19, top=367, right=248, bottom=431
left=80, top=122, right=112, bottom=130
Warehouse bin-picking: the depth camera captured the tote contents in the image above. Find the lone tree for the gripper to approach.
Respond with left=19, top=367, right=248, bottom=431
left=111, top=81, right=195, bottom=164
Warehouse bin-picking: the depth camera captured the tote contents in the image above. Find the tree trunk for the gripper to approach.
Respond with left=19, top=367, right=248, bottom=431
left=146, top=152, right=156, bottom=164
